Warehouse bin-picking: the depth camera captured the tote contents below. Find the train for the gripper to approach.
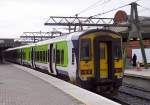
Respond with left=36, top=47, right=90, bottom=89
left=4, top=29, right=123, bottom=94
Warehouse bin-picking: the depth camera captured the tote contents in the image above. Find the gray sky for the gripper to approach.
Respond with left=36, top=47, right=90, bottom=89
left=0, top=0, right=149, bottom=38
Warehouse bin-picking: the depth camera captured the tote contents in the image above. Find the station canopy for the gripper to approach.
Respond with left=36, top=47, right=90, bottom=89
left=0, top=39, right=14, bottom=48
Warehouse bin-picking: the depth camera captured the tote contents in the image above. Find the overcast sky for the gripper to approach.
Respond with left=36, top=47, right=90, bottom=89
left=0, top=0, right=149, bottom=38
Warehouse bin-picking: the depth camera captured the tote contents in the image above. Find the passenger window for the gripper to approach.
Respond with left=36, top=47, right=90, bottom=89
left=48, top=50, right=50, bottom=62
left=43, top=51, right=45, bottom=62
left=36, top=51, right=37, bottom=61
left=56, top=50, right=60, bottom=64
left=40, top=51, right=42, bottom=61
left=114, top=45, right=122, bottom=59
left=22, top=51, right=24, bottom=59
left=72, top=48, right=75, bottom=64
left=37, top=51, right=39, bottom=61
left=34, top=51, right=36, bottom=61
left=39, top=51, right=41, bottom=61
left=24, top=52, right=26, bottom=60
left=29, top=51, right=30, bottom=60
left=38, top=51, right=41, bottom=61
left=45, top=51, right=47, bottom=62
left=24, top=52, right=25, bottom=59
left=61, top=50, right=64, bottom=64
left=35, top=51, right=37, bottom=61
left=80, top=39, right=91, bottom=60
left=100, top=47, right=105, bottom=59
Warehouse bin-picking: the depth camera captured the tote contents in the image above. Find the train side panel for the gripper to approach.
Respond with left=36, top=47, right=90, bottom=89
left=55, top=41, right=77, bottom=81
left=34, top=44, right=49, bottom=71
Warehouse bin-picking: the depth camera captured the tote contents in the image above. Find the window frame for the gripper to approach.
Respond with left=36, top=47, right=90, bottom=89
left=40, top=51, right=42, bottom=61
left=100, top=47, right=105, bottom=59
left=43, top=51, right=45, bottom=62
left=80, top=39, right=91, bottom=61
left=61, top=50, right=64, bottom=65
left=114, top=45, right=122, bottom=59
left=56, top=49, right=61, bottom=64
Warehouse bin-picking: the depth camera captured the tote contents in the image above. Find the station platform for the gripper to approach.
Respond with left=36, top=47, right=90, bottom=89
left=125, top=68, right=150, bottom=79
left=124, top=68, right=150, bottom=91
left=0, top=63, right=120, bottom=105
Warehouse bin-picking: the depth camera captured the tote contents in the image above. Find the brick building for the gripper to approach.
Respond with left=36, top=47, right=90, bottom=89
left=110, top=16, right=150, bottom=60
left=127, top=40, right=150, bottom=58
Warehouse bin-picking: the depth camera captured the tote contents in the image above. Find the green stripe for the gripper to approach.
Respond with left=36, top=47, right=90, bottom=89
left=35, top=44, right=48, bottom=51
left=56, top=41, right=68, bottom=67
left=35, top=44, right=48, bottom=63
left=24, top=47, right=30, bottom=61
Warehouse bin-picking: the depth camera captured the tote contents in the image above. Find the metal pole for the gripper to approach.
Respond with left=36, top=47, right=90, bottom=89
left=133, top=2, right=148, bottom=68
left=123, top=2, right=148, bottom=69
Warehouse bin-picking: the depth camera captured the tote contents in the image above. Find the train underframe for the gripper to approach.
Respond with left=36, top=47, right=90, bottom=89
left=79, top=78, right=122, bottom=95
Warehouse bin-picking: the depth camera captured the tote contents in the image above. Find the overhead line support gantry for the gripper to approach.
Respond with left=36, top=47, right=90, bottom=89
left=44, top=2, right=150, bottom=68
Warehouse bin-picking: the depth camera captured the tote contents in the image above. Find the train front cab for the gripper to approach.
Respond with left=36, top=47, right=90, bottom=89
left=79, top=30, right=123, bottom=93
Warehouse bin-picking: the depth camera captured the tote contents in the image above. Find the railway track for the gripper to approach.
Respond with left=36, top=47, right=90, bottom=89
left=113, top=82, right=150, bottom=105
left=36, top=66, right=150, bottom=105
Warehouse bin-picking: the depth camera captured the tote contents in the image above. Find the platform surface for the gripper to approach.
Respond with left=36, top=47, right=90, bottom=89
left=125, top=68, right=150, bottom=79
left=0, top=63, right=120, bottom=105
left=0, top=63, right=84, bottom=105
left=124, top=68, right=150, bottom=91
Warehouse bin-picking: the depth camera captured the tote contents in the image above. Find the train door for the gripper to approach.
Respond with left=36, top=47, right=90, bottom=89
left=31, top=47, right=35, bottom=68
left=49, top=44, right=54, bottom=74
left=49, top=44, right=57, bottom=75
left=99, top=42, right=108, bottom=79
left=20, top=49, right=22, bottom=64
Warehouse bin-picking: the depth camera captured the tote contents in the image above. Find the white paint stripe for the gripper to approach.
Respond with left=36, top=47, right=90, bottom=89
left=12, top=64, right=120, bottom=105
left=125, top=69, right=150, bottom=79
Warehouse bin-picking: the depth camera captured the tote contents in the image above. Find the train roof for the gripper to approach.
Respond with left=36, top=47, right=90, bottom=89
left=36, top=29, right=120, bottom=46
left=5, top=31, right=86, bottom=51
left=5, top=43, right=35, bottom=51
left=5, top=29, right=120, bottom=51
left=35, top=31, right=86, bottom=45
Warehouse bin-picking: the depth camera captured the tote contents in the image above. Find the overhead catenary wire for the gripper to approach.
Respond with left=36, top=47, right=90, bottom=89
left=138, top=4, right=150, bottom=13
left=89, top=4, right=129, bottom=18
left=88, top=0, right=141, bottom=18
left=75, top=0, right=112, bottom=16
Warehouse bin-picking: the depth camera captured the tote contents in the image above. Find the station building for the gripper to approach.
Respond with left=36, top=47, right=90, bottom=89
left=109, top=10, right=150, bottom=64
left=0, top=39, right=14, bottom=50
left=111, top=14, right=150, bottom=64
left=0, top=39, right=14, bottom=62
left=122, top=16, right=150, bottom=61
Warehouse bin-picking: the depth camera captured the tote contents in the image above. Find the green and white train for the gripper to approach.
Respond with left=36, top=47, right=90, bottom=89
left=4, top=29, right=123, bottom=93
